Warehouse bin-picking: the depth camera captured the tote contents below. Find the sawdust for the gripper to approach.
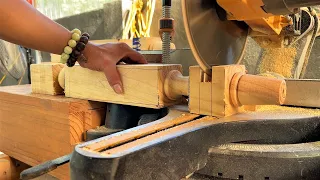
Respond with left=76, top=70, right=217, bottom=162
left=258, top=72, right=285, bottom=79
left=258, top=47, right=297, bottom=78
left=255, top=105, right=320, bottom=116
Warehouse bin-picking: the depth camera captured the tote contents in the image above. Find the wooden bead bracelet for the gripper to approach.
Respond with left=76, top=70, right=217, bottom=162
left=60, top=29, right=90, bottom=67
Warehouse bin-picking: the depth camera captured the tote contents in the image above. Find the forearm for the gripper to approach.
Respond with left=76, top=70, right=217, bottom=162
left=0, top=0, right=71, bottom=54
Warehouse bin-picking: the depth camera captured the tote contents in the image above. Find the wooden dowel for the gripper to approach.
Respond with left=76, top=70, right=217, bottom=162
left=58, top=67, right=66, bottom=90
left=234, top=74, right=286, bottom=105
left=164, top=70, right=189, bottom=100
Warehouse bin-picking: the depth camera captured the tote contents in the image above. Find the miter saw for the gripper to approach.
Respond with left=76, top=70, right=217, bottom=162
left=20, top=1, right=320, bottom=180
left=179, top=0, right=320, bottom=77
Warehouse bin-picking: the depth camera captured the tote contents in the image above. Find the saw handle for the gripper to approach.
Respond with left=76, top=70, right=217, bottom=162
left=230, top=73, right=286, bottom=106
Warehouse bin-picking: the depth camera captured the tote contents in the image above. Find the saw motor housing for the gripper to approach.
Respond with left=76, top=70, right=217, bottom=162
left=217, top=0, right=319, bottom=35
left=214, top=0, right=320, bottom=50
left=217, top=0, right=294, bottom=35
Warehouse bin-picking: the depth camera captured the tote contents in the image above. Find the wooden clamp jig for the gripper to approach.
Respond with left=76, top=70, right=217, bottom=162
left=162, top=64, right=286, bottom=116
left=188, top=65, right=286, bottom=116
left=31, top=63, right=286, bottom=117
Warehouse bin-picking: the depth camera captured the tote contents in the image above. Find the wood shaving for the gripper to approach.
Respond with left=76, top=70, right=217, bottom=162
left=256, top=105, right=320, bottom=116
left=258, top=47, right=297, bottom=78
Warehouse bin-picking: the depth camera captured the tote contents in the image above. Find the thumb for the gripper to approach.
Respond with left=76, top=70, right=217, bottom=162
left=103, top=65, right=123, bottom=94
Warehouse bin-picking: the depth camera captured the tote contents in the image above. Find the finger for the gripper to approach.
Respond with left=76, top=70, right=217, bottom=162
left=121, top=57, right=139, bottom=64
left=125, top=50, right=147, bottom=64
left=103, top=65, right=123, bottom=94
left=78, top=61, right=88, bottom=68
left=117, top=43, right=147, bottom=64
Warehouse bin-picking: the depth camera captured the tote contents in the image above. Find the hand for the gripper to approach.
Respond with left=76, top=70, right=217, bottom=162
left=80, top=42, right=147, bottom=94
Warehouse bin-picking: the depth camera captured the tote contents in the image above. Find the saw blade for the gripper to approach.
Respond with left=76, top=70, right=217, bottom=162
left=182, top=0, right=248, bottom=75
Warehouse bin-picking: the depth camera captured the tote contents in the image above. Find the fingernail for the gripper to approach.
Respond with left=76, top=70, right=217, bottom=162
left=113, top=84, right=123, bottom=94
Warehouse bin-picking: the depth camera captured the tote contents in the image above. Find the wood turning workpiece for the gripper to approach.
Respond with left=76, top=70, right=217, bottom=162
left=31, top=63, right=286, bottom=117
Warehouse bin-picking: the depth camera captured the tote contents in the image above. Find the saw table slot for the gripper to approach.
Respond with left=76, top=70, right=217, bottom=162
left=100, top=116, right=217, bottom=155
left=98, top=115, right=205, bottom=153
left=83, top=112, right=199, bottom=152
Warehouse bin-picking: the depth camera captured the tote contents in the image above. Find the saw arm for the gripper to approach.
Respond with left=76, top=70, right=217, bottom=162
left=182, top=0, right=320, bottom=76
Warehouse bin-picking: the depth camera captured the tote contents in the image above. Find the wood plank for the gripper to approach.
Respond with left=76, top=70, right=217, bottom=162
left=31, top=63, right=65, bottom=95
left=285, top=79, right=320, bottom=108
left=65, top=64, right=182, bottom=108
left=0, top=85, right=105, bottom=179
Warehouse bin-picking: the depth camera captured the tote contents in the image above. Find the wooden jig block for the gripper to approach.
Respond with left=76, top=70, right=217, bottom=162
left=63, top=64, right=183, bottom=109
left=189, top=65, right=286, bottom=117
left=31, top=63, right=65, bottom=95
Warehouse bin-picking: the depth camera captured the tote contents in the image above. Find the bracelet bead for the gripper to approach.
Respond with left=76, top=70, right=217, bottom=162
left=71, top=50, right=81, bottom=58
left=63, top=30, right=91, bottom=67
left=68, top=57, right=77, bottom=67
left=76, top=42, right=86, bottom=51
left=68, top=39, right=77, bottom=48
left=64, top=46, right=73, bottom=55
left=80, top=36, right=89, bottom=44
left=72, top=33, right=80, bottom=41
left=66, top=60, right=73, bottom=67
left=60, top=53, right=69, bottom=63
left=82, top=33, right=90, bottom=39
left=71, top=28, right=81, bottom=35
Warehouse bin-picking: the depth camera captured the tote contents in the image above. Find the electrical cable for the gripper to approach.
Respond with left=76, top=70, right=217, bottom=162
left=299, top=7, right=319, bottom=78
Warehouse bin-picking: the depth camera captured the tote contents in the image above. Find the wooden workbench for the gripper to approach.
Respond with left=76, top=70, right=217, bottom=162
left=0, top=85, right=105, bottom=179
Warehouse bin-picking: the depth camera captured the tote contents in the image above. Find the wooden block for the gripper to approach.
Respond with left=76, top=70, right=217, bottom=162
left=211, top=65, right=246, bottom=117
left=0, top=85, right=105, bottom=179
left=285, top=79, right=320, bottom=108
left=190, top=65, right=285, bottom=116
left=189, top=66, right=201, bottom=114
left=31, top=63, right=65, bottom=95
left=200, top=82, right=212, bottom=115
left=189, top=65, right=246, bottom=117
left=50, top=54, right=61, bottom=63
left=65, top=64, right=182, bottom=108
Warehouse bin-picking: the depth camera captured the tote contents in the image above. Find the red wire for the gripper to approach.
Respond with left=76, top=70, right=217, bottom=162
left=26, top=0, right=34, bottom=6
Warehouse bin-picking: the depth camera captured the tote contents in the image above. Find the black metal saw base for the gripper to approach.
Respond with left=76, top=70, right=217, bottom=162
left=70, top=110, right=320, bottom=180
left=198, top=142, right=320, bottom=180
